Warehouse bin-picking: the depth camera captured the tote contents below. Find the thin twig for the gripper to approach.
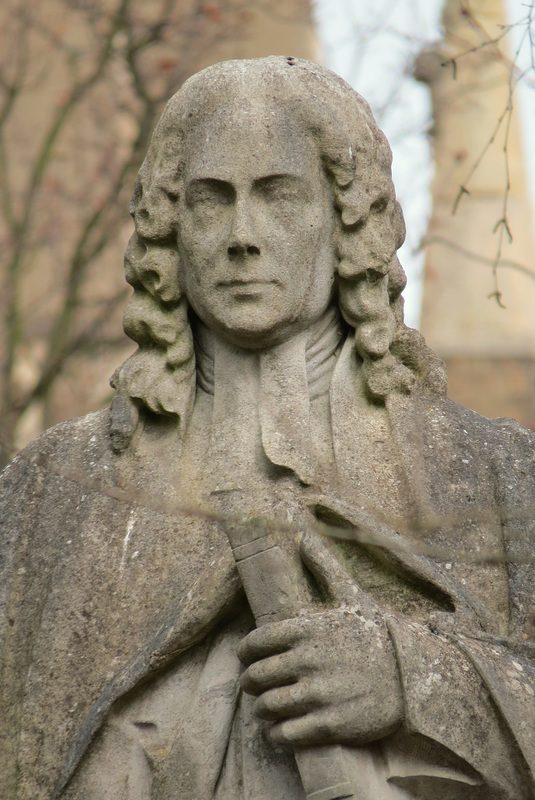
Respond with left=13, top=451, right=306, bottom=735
left=448, top=1, right=535, bottom=306
left=1, top=444, right=535, bottom=567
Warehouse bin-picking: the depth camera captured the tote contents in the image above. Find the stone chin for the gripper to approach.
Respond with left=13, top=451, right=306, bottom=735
left=185, top=275, right=337, bottom=351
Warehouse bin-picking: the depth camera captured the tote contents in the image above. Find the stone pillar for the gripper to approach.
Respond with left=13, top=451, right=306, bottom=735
left=419, top=0, right=535, bottom=427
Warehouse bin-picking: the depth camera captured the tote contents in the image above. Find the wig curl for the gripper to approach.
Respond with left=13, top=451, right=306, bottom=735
left=110, top=56, right=446, bottom=452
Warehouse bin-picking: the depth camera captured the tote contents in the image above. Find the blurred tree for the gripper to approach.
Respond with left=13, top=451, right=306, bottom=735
left=0, top=0, right=315, bottom=467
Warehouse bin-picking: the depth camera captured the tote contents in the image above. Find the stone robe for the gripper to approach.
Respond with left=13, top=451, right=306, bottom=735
left=2, top=333, right=535, bottom=799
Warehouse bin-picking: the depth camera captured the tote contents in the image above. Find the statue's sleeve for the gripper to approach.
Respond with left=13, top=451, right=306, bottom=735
left=385, top=416, right=535, bottom=798
left=386, top=615, right=535, bottom=798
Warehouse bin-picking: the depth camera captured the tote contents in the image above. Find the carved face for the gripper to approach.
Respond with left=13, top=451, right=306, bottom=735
left=178, top=100, right=337, bottom=349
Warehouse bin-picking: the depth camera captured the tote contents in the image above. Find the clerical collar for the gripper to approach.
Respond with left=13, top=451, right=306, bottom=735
left=194, top=307, right=343, bottom=400
left=193, top=307, right=344, bottom=486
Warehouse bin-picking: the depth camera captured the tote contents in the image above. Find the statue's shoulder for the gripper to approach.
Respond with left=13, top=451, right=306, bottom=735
left=0, top=408, right=113, bottom=492
left=439, top=394, right=534, bottom=436
left=423, top=394, right=535, bottom=465
left=28, top=406, right=110, bottom=455
left=0, top=410, right=115, bottom=637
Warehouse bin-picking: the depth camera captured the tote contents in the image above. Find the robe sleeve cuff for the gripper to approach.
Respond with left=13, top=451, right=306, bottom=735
left=385, top=614, right=530, bottom=798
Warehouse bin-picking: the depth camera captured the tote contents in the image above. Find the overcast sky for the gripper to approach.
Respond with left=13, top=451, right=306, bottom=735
left=313, top=0, right=535, bottom=327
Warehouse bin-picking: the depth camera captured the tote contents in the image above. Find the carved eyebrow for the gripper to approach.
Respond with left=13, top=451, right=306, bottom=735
left=254, top=173, right=308, bottom=187
left=253, top=174, right=311, bottom=198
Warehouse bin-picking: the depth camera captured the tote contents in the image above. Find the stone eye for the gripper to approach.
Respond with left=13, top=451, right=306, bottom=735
left=255, top=175, right=303, bottom=203
left=186, top=179, right=234, bottom=207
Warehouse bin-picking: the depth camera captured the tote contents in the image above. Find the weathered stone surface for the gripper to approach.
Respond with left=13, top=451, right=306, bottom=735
left=1, top=57, right=535, bottom=800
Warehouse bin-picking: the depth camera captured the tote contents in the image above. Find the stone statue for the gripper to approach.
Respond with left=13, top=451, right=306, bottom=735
left=1, top=57, right=535, bottom=800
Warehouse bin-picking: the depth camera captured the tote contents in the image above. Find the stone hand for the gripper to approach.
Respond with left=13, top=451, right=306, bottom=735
left=237, top=533, right=404, bottom=747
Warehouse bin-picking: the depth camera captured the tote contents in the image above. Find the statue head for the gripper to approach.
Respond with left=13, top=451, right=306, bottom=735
left=177, top=87, right=339, bottom=351
left=110, top=57, right=446, bottom=451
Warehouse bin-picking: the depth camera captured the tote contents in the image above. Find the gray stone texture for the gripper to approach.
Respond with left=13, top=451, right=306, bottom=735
left=1, top=57, right=535, bottom=799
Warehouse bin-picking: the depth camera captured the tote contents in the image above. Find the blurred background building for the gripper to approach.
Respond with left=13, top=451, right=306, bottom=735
left=419, top=0, right=535, bottom=428
left=1, top=0, right=534, bottom=468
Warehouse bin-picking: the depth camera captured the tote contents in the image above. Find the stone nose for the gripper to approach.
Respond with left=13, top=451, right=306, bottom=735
left=227, top=199, right=260, bottom=258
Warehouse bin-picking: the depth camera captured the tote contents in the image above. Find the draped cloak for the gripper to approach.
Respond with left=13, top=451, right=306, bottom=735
left=2, top=324, right=535, bottom=799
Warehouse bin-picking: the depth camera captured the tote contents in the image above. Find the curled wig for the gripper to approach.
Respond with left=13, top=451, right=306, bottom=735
left=110, top=56, right=446, bottom=452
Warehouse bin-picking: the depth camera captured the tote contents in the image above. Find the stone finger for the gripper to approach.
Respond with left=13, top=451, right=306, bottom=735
left=237, top=619, right=305, bottom=666
left=253, top=680, right=319, bottom=721
left=241, top=651, right=300, bottom=696
left=270, top=708, right=337, bottom=746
